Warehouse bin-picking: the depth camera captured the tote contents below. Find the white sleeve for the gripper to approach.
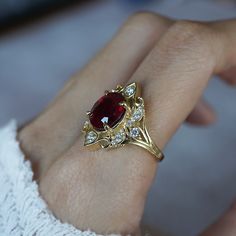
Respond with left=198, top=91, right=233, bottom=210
left=0, top=121, right=120, bottom=236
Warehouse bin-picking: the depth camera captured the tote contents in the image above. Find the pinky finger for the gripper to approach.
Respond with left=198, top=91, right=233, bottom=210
left=186, top=98, right=216, bottom=126
left=219, top=65, right=236, bottom=86
left=200, top=202, right=236, bottom=236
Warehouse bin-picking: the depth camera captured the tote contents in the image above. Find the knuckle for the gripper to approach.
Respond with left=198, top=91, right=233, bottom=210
left=129, top=11, right=160, bottom=23
left=18, top=126, right=36, bottom=153
left=18, top=124, right=46, bottom=161
left=126, top=11, right=170, bottom=30
left=168, top=20, right=213, bottom=54
left=173, top=20, right=208, bottom=33
left=158, top=20, right=216, bottom=69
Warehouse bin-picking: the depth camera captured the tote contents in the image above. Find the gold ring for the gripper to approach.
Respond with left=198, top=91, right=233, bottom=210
left=82, top=82, right=164, bottom=161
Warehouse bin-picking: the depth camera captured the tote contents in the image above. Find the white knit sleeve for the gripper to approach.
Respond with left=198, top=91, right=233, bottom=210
left=0, top=121, right=120, bottom=236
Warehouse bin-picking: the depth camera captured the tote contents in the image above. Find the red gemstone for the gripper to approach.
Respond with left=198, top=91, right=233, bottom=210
left=89, top=92, right=126, bottom=131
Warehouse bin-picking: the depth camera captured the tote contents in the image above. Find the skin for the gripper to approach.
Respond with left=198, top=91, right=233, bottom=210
left=18, top=12, right=236, bottom=235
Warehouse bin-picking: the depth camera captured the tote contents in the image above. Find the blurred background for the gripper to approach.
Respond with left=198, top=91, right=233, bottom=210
left=1, top=0, right=236, bottom=235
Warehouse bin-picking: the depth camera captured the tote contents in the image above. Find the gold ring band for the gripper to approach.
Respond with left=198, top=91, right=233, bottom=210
left=82, top=82, right=164, bottom=161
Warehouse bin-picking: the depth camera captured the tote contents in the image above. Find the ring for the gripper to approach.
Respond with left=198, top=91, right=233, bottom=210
left=82, top=82, right=164, bottom=161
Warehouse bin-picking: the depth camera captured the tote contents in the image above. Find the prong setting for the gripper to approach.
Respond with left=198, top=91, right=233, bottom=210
left=102, top=120, right=112, bottom=133
left=115, top=84, right=123, bottom=92
left=83, top=121, right=90, bottom=132
left=86, top=111, right=91, bottom=116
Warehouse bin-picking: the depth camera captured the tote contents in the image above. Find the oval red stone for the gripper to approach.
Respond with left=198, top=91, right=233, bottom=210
left=89, top=92, right=126, bottom=131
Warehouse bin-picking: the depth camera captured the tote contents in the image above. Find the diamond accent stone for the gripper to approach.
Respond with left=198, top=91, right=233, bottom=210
left=111, top=131, right=126, bottom=146
left=130, top=127, right=140, bottom=138
left=132, top=106, right=144, bottom=121
left=124, top=84, right=136, bottom=97
left=127, top=119, right=134, bottom=127
left=85, top=131, right=97, bottom=144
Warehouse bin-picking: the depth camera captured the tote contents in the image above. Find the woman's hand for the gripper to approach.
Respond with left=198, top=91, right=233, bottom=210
left=18, top=12, right=236, bottom=235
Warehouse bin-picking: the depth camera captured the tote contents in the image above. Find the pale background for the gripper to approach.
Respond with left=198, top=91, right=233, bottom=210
left=1, top=0, right=236, bottom=235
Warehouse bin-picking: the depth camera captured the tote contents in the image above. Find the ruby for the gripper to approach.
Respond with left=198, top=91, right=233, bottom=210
left=89, top=92, right=126, bottom=131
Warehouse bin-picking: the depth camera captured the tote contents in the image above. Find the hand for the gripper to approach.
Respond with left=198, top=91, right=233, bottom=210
left=19, top=12, right=236, bottom=235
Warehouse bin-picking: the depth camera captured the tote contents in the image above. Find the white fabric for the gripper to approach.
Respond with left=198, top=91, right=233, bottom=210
left=0, top=121, right=120, bottom=236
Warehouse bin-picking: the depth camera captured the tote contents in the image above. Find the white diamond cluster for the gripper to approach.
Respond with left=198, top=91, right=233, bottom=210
left=111, top=130, right=126, bottom=146
left=109, top=103, right=145, bottom=146
left=132, top=106, right=144, bottom=122
left=127, top=104, right=144, bottom=139
left=127, top=105, right=144, bottom=126
left=107, top=83, right=143, bottom=144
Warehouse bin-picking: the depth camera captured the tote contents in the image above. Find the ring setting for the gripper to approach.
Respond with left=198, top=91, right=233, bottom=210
left=82, top=82, right=164, bottom=161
